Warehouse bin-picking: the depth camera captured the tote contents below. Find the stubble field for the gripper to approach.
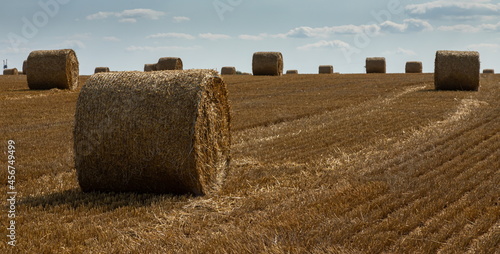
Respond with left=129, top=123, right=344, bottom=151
left=0, top=73, right=499, bottom=253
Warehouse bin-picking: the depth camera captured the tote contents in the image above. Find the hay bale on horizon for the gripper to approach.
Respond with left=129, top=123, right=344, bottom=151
left=94, top=67, right=110, bottom=74
left=74, top=69, right=231, bottom=195
left=26, top=49, right=79, bottom=90
left=252, top=52, right=283, bottom=76
left=157, top=57, right=183, bottom=71
left=483, top=69, right=494, bottom=74
left=434, top=50, right=480, bottom=91
left=144, top=64, right=157, bottom=72
left=22, top=60, right=27, bottom=75
left=221, top=67, right=236, bottom=75
left=405, top=61, right=423, bottom=73
left=286, top=70, right=298, bottom=74
left=366, top=57, right=386, bottom=73
left=319, top=65, right=334, bottom=74
left=3, top=68, right=19, bottom=75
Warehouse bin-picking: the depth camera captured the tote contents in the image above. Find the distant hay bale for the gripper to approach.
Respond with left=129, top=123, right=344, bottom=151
left=74, top=69, right=231, bottom=195
left=144, top=64, right=157, bottom=72
left=286, top=70, right=298, bottom=74
left=366, top=57, right=386, bottom=73
left=3, top=68, right=19, bottom=75
left=26, top=49, right=79, bottom=90
left=405, top=61, right=423, bottom=73
left=319, top=65, right=334, bottom=74
left=157, top=57, right=183, bottom=71
left=94, top=67, right=110, bottom=74
left=252, top=52, right=283, bottom=76
left=22, top=60, right=27, bottom=75
left=221, top=67, right=236, bottom=75
left=483, top=69, right=494, bottom=74
left=434, top=50, right=480, bottom=91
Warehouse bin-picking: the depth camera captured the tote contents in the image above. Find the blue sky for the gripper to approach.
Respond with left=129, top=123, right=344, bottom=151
left=1, top=0, right=500, bottom=74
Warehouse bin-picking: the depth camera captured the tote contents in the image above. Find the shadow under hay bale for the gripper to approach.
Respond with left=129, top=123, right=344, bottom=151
left=405, top=61, right=423, bottom=73
left=434, top=50, right=480, bottom=91
left=366, top=57, right=386, bottom=73
left=27, top=49, right=79, bottom=90
left=252, top=52, right=283, bottom=76
left=221, top=67, right=236, bottom=75
left=3, top=68, right=19, bottom=75
left=157, top=57, right=183, bottom=71
left=74, top=69, right=231, bottom=195
left=319, top=65, right=334, bottom=74
left=94, top=67, right=110, bottom=74
left=144, top=64, right=157, bottom=72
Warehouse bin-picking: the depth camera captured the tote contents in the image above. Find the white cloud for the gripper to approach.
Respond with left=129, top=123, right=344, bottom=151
left=126, top=45, right=200, bottom=52
left=438, top=21, right=500, bottom=32
left=239, top=34, right=268, bottom=40
left=380, top=19, right=434, bottom=33
left=382, top=47, right=417, bottom=56
left=198, top=33, right=231, bottom=40
left=285, top=24, right=381, bottom=38
left=173, top=16, right=190, bottom=23
left=406, top=1, right=500, bottom=19
left=146, top=33, right=195, bottom=40
left=467, top=43, right=500, bottom=51
left=103, top=36, right=120, bottom=42
left=86, top=9, right=165, bottom=22
left=297, top=40, right=351, bottom=50
left=0, top=47, right=31, bottom=55
left=57, top=40, right=86, bottom=49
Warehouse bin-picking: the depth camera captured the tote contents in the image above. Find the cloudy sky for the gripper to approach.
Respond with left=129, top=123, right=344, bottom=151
left=1, top=0, right=500, bottom=74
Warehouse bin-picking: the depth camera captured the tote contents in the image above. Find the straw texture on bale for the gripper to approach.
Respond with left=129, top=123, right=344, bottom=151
left=366, top=57, right=386, bottom=73
left=74, top=69, right=231, bottom=195
left=94, top=67, right=110, bottom=74
left=319, top=65, right=334, bottom=74
left=405, top=61, right=423, bottom=73
left=252, top=52, right=283, bottom=76
left=3, top=68, right=19, bottom=75
left=434, top=50, right=480, bottom=91
left=483, top=69, right=494, bottom=74
left=26, top=49, right=79, bottom=90
left=22, top=60, right=27, bottom=75
left=144, top=64, right=157, bottom=72
left=221, top=67, right=236, bottom=75
left=286, top=70, right=298, bottom=74
left=157, top=57, right=183, bottom=70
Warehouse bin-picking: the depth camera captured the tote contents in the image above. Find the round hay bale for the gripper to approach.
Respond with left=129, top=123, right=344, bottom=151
left=434, top=50, right=480, bottom=91
left=94, top=67, right=110, bottom=74
left=366, top=57, right=386, bottom=73
left=144, top=64, right=157, bottom=72
left=319, top=65, right=334, bottom=74
left=74, top=69, right=231, bottom=195
left=286, top=70, right=298, bottom=74
left=483, top=69, right=494, bottom=74
left=26, top=49, right=79, bottom=90
left=252, top=52, right=283, bottom=76
left=3, top=68, right=19, bottom=75
left=405, top=61, right=423, bottom=73
left=221, top=67, right=236, bottom=75
left=157, top=57, right=183, bottom=71
left=22, top=60, right=27, bottom=75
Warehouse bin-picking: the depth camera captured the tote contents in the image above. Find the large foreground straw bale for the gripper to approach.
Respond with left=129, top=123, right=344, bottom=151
left=366, top=57, right=386, bottom=73
left=319, top=65, right=334, bottom=74
left=434, top=50, right=480, bottom=91
left=221, top=67, right=236, bottom=75
left=405, top=61, right=423, bottom=73
left=3, top=68, right=18, bottom=75
left=144, top=64, right=157, bottom=72
left=483, top=69, right=494, bottom=74
left=157, top=57, right=183, bottom=70
left=286, top=70, right=298, bottom=74
left=252, top=52, right=283, bottom=76
left=74, top=69, right=231, bottom=195
left=26, top=49, right=79, bottom=90
left=94, top=67, right=110, bottom=74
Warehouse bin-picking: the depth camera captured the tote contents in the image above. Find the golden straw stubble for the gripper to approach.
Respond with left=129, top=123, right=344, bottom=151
left=74, top=69, right=231, bottom=195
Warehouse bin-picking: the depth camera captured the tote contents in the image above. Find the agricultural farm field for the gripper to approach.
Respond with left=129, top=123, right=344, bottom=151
left=0, top=73, right=499, bottom=253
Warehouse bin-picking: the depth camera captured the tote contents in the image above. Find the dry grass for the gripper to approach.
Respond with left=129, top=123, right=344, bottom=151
left=0, top=73, right=498, bottom=253
left=74, top=70, right=230, bottom=195
left=435, top=50, right=480, bottom=91
left=26, top=49, right=79, bottom=90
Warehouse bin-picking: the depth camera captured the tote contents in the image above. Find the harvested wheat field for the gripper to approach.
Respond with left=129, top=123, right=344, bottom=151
left=0, top=73, right=499, bottom=253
